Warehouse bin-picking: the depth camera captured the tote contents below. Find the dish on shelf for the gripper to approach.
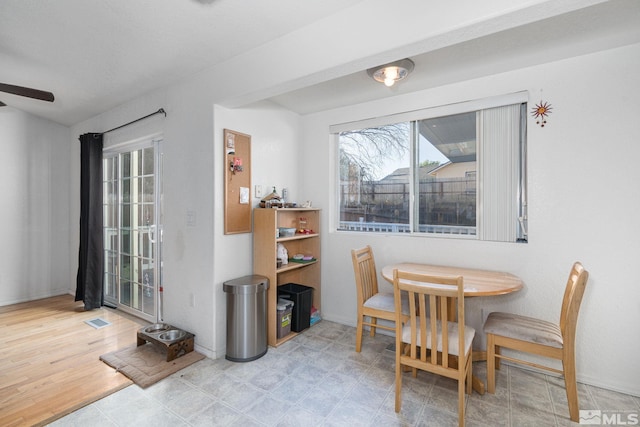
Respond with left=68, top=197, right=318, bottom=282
left=288, top=257, right=316, bottom=264
left=278, top=227, right=296, bottom=237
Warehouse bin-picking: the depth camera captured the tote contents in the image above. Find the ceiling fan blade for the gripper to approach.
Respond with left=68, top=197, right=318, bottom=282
left=0, top=83, right=54, bottom=102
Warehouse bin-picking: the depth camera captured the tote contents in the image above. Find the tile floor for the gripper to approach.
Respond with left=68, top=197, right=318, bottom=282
left=49, top=321, right=639, bottom=427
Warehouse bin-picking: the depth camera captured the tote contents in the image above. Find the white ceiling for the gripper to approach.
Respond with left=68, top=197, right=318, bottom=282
left=1, top=0, right=639, bottom=127
left=270, top=0, right=640, bottom=115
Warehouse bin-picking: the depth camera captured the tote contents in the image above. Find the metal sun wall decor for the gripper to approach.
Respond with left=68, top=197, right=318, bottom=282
left=531, top=101, right=552, bottom=127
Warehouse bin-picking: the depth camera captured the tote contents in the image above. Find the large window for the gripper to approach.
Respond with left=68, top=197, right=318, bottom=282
left=335, top=95, right=527, bottom=242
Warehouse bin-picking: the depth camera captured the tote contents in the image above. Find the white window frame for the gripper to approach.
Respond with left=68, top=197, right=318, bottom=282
left=331, top=92, right=528, bottom=243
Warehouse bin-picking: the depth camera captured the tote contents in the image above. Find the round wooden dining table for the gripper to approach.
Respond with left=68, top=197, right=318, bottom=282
left=381, top=263, right=523, bottom=296
left=381, top=262, right=524, bottom=394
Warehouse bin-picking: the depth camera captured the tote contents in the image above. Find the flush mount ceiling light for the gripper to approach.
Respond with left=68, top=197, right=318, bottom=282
left=367, top=58, right=415, bottom=87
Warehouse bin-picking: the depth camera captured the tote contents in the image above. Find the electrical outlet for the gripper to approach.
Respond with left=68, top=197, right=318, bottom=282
left=186, top=210, right=196, bottom=227
left=255, top=185, right=263, bottom=198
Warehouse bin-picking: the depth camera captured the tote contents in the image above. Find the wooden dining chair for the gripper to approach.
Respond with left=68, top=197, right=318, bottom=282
left=393, top=269, right=474, bottom=427
left=483, top=262, right=589, bottom=422
left=351, top=246, right=408, bottom=352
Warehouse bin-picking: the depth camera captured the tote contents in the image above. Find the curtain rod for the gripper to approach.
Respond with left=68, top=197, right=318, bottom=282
left=103, top=108, right=166, bottom=134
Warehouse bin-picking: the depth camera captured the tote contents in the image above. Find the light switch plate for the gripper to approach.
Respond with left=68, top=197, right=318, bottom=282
left=255, top=185, right=263, bottom=198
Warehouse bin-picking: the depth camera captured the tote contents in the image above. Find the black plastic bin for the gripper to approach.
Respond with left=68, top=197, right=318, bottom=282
left=278, top=283, right=313, bottom=332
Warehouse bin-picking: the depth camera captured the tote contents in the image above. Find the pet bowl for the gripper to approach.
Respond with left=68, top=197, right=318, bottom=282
left=158, top=329, right=187, bottom=342
left=144, top=323, right=172, bottom=334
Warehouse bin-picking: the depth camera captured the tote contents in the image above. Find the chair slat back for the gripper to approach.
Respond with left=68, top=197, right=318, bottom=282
left=351, top=246, right=379, bottom=304
left=559, top=262, right=589, bottom=342
left=393, top=269, right=465, bottom=368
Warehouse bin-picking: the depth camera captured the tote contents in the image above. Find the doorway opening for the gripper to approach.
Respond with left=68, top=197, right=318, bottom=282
left=103, top=138, right=163, bottom=322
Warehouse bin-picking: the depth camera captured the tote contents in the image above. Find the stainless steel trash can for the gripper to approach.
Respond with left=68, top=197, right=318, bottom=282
left=223, top=275, right=269, bottom=362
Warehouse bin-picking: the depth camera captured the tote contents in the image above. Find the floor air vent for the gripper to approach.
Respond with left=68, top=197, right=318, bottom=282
left=85, top=318, right=111, bottom=329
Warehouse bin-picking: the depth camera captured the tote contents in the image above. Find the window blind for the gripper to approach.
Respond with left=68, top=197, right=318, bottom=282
left=478, top=104, right=521, bottom=242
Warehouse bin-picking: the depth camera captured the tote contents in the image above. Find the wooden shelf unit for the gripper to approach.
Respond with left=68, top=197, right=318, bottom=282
left=253, top=208, right=321, bottom=346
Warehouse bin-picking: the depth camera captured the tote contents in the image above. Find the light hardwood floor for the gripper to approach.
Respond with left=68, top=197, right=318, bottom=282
left=0, top=295, right=147, bottom=427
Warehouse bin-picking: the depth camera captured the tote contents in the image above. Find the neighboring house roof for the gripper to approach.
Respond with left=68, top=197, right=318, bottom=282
left=428, top=162, right=453, bottom=175
left=380, top=164, right=441, bottom=182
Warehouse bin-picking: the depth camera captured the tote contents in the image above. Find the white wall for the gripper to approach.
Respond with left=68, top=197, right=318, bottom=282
left=302, top=43, right=640, bottom=396
left=213, top=102, right=301, bottom=355
left=0, top=108, right=71, bottom=304
left=70, top=81, right=221, bottom=356
left=69, top=77, right=301, bottom=358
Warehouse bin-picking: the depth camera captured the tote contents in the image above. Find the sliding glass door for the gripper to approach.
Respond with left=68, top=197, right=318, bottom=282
left=103, top=138, right=163, bottom=322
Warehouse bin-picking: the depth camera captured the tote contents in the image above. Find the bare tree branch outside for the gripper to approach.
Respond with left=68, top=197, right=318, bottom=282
left=339, top=123, right=409, bottom=182
left=338, top=120, right=477, bottom=235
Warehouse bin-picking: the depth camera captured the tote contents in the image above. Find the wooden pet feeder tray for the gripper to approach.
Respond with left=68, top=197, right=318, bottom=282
left=137, top=323, right=195, bottom=361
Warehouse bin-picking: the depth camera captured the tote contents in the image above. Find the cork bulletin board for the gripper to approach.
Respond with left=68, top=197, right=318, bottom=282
left=224, top=129, right=252, bottom=234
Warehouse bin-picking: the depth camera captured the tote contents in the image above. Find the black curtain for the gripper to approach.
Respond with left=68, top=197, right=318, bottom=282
left=75, top=132, right=104, bottom=310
